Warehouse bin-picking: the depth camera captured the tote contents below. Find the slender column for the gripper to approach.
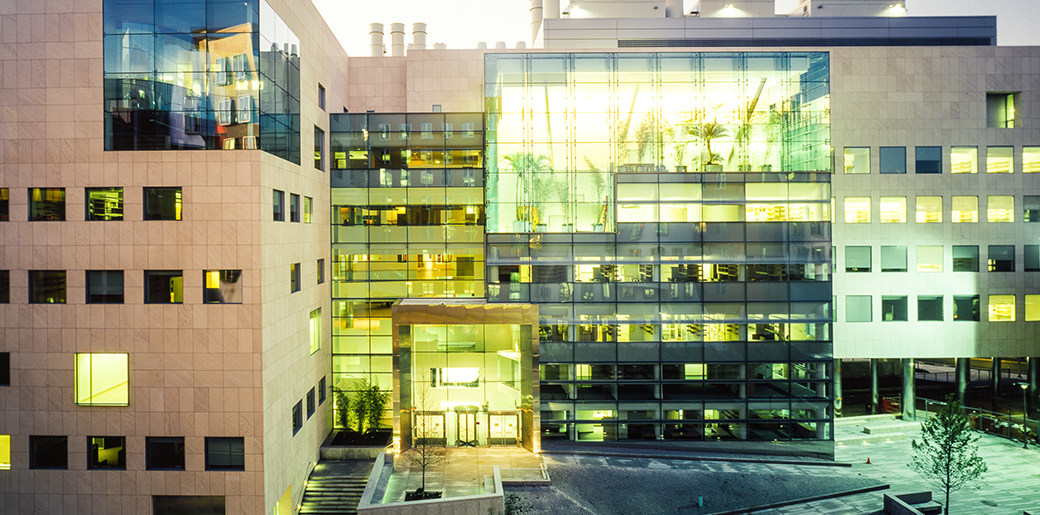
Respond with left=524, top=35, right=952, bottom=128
left=869, top=359, right=879, bottom=414
left=1029, top=357, right=1039, bottom=414
left=956, top=358, right=970, bottom=406
left=992, top=358, right=1001, bottom=397
left=902, top=358, right=915, bottom=421
left=833, top=359, right=843, bottom=418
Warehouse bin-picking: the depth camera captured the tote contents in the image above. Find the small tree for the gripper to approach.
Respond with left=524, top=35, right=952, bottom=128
left=407, top=372, right=444, bottom=498
left=334, top=388, right=352, bottom=430
left=909, top=394, right=988, bottom=514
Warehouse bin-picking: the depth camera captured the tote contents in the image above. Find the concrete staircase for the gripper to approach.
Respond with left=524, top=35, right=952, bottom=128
left=835, top=414, right=919, bottom=444
left=299, top=461, right=372, bottom=515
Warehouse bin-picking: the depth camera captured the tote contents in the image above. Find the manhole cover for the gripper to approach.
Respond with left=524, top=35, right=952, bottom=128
left=981, top=500, right=998, bottom=507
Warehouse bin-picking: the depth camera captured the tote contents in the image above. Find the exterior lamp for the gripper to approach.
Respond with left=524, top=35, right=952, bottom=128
left=1019, top=382, right=1029, bottom=449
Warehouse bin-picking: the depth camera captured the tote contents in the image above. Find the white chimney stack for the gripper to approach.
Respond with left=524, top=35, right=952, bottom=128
left=495, top=41, right=507, bottom=49
left=390, top=23, right=405, bottom=57
left=477, top=42, right=488, bottom=49
left=530, top=0, right=543, bottom=47
left=412, top=22, right=427, bottom=50
left=369, top=23, right=384, bottom=57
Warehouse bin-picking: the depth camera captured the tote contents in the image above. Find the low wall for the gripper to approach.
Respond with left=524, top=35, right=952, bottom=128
left=883, top=493, right=925, bottom=515
left=356, top=452, right=506, bottom=515
left=320, top=446, right=387, bottom=460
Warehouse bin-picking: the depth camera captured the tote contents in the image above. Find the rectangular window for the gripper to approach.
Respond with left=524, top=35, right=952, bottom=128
left=950, top=146, right=978, bottom=174
left=881, top=296, right=908, bottom=321
left=273, top=190, right=285, bottom=221
left=843, top=147, right=869, bottom=174
left=0, top=352, right=9, bottom=386
left=987, top=195, right=1014, bottom=223
left=153, top=497, right=226, bottom=515
left=86, top=270, right=125, bottom=304
left=146, top=437, right=185, bottom=470
left=953, top=295, right=980, bottom=321
left=1025, top=147, right=1040, bottom=173
left=309, top=308, right=321, bottom=355
left=290, top=193, right=300, bottom=222
left=952, top=246, right=979, bottom=272
left=988, top=245, right=1015, bottom=272
left=986, top=146, right=1014, bottom=173
left=951, top=196, right=978, bottom=223
left=916, top=246, right=943, bottom=272
left=916, top=196, right=942, bottom=223
left=987, top=92, right=1015, bottom=128
left=317, top=259, right=325, bottom=284
left=0, top=270, right=9, bottom=304
left=880, top=146, right=906, bottom=174
left=988, top=294, right=1015, bottom=322
left=205, top=437, right=244, bottom=471
left=291, top=263, right=301, bottom=293
left=843, top=197, right=870, bottom=223
left=0, top=434, right=9, bottom=470
left=880, top=197, right=906, bottom=223
left=143, top=187, right=182, bottom=220
left=29, top=270, right=66, bottom=304
left=306, top=388, right=316, bottom=418
left=314, top=127, right=325, bottom=171
left=30, top=436, right=67, bottom=469
left=918, top=296, right=943, bottom=321
left=1026, top=245, right=1039, bottom=272
left=0, top=187, right=7, bottom=220
left=915, top=146, right=942, bottom=174
left=1024, top=195, right=1039, bottom=223
left=144, top=270, right=183, bottom=303
left=1026, top=294, right=1040, bottom=321
left=86, top=187, right=123, bottom=221
left=319, top=376, right=327, bottom=404
left=881, top=246, right=907, bottom=273
left=203, top=270, right=243, bottom=304
left=88, top=436, right=126, bottom=470
left=292, top=401, right=303, bottom=435
left=846, top=295, right=872, bottom=322
left=318, top=84, right=326, bottom=111
left=29, top=188, right=65, bottom=221
left=845, top=246, right=871, bottom=273
left=75, top=353, right=129, bottom=406
left=304, top=196, right=312, bottom=223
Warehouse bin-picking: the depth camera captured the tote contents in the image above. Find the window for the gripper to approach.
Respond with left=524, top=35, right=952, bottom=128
left=846, top=295, right=872, bottom=322
left=203, top=270, right=243, bottom=304
left=86, top=187, right=123, bottom=221
left=1024, top=196, right=1039, bottom=223
left=988, top=294, right=1015, bottom=322
left=88, top=436, right=126, bottom=470
left=317, top=259, right=325, bottom=284
left=988, top=245, right=1014, bottom=272
left=29, top=188, right=65, bottom=221
left=29, top=270, right=66, bottom=304
left=882, top=296, right=908, bottom=321
left=880, top=146, right=906, bottom=174
left=143, top=187, right=182, bottom=220
left=205, top=437, right=244, bottom=471
left=986, top=146, right=1013, bottom=173
left=951, top=196, right=978, bottom=223
left=843, top=147, right=869, bottom=174
left=314, top=127, right=325, bottom=171
left=915, top=146, right=942, bottom=174
left=916, top=246, right=943, bottom=272
left=291, top=263, right=301, bottom=293
left=953, top=246, right=979, bottom=272
left=987, top=196, right=1014, bottom=223
left=916, top=196, right=942, bottom=223
left=309, top=308, right=321, bottom=355
left=292, top=401, right=303, bottom=435
left=86, top=270, right=124, bottom=304
left=843, top=197, right=870, bottom=223
left=918, top=296, right=943, bottom=321
left=75, top=353, right=129, bottom=406
left=0, top=352, right=9, bottom=386
left=881, top=246, right=907, bottom=272
left=306, top=388, right=316, bottom=418
left=153, top=497, right=226, bottom=515
left=950, top=146, right=977, bottom=174
left=0, top=270, right=8, bottom=304
left=0, top=434, right=9, bottom=470
left=1025, top=147, right=1040, bottom=173
left=953, top=295, right=980, bottom=321
left=146, top=437, right=185, bottom=470
left=845, top=246, right=871, bottom=273
left=880, top=197, right=906, bottom=223
left=304, top=196, right=313, bottom=223
left=289, top=193, right=301, bottom=222
left=1026, top=295, right=1040, bottom=321
left=1026, top=245, right=1039, bottom=272
left=0, top=187, right=7, bottom=220
left=318, top=84, right=326, bottom=111
left=986, top=92, right=1015, bottom=128
left=145, top=270, right=183, bottom=303
left=29, top=436, right=67, bottom=469
left=318, top=376, right=327, bottom=404
left=273, top=190, right=285, bottom=221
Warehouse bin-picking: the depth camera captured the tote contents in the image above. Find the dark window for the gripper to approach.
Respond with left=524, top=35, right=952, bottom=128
left=0, top=352, right=9, bottom=386
left=881, top=296, right=908, bottom=321
left=205, top=437, right=244, bottom=471
left=273, top=190, right=284, bottom=221
left=318, top=84, right=326, bottom=111
left=144, top=187, right=182, bottom=220
left=1, top=187, right=9, bottom=220
left=953, top=295, right=980, bottom=321
left=292, top=401, right=303, bottom=435
left=146, top=437, right=185, bottom=470
left=86, top=270, right=125, bottom=304
left=918, top=296, right=943, bottom=321
left=317, top=259, right=325, bottom=284
left=30, top=435, right=68, bottom=469
left=915, top=146, right=942, bottom=174
left=307, top=388, right=316, bottom=418
left=1026, top=245, right=1039, bottom=272
left=0, top=270, right=8, bottom=304
left=203, top=270, right=243, bottom=304
left=290, top=193, right=300, bottom=222
left=987, top=92, right=1016, bottom=128
left=145, top=270, right=183, bottom=303
left=291, top=263, right=300, bottom=293
left=1024, top=195, right=1039, bottom=223
left=29, top=270, right=66, bottom=304
left=881, top=246, right=907, bottom=273
left=880, top=146, right=906, bottom=174
left=953, top=245, right=979, bottom=272
left=152, top=495, right=226, bottom=515
left=315, top=126, right=325, bottom=171
left=86, top=187, right=124, bottom=221
left=318, top=376, right=326, bottom=404
left=29, top=188, right=66, bottom=221
left=88, top=436, right=126, bottom=470
left=988, top=245, right=1015, bottom=272
left=845, top=246, right=870, bottom=273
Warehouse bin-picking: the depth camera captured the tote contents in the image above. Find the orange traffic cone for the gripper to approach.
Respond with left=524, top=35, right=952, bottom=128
left=866, top=457, right=871, bottom=464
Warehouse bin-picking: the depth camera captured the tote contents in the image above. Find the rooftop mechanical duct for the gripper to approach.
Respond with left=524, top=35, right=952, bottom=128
left=412, top=22, right=427, bottom=50
left=390, top=23, right=405, bottom=56
left=369, top=23, right=384, bottom=56
left=530, top=0, right=543, bottom=47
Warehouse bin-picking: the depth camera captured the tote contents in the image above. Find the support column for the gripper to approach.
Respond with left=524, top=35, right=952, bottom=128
left=956, top=358, right=970, bottom=406
left=833, top=359, right=843, bottom=418
left=1029, top=357, right=1039, bottom=414
left=869, top=359, right=879, bottom=414
left=992, top=358, right=1001, bottom=397
left=902, top=358, right=915, bottom=421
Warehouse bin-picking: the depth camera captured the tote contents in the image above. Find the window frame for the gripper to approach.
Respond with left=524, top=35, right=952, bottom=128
left=291, top=263, right=301, bottom=293
left=29, top=270, right=67, bottom=304
left=87, top=436, right=127, bottom=470
left=317, top=259, right=325, bottom=284
left=879, top=146, right=906, bottom=174
left=881, top=296, right=908, bottom=322
left=85, top=187, right=124, bottom=221
left=306, top=388, right=316, bottom=418
left=918, top=295, right=943, bottom=322
left=144, top=270, right=184, bottom=304
left=290, top=193, right=300, bottom=222
left=292, top=401, right=303, bottom=436
left=880, top=246, right=907, bottom=273
left=952, top=245, right=979, bottom=272
left=143, top=187, right=182, bottom=221
left=846, top=295, right=872, bottom=323
left=86, top=270, right=125, bottom=304
left=843, top=147, right=870, bottom=174
left=203, top=270, right=243, bottom=304
left=28, top=187, right=66, bottom=221
left=75, top=353, right=130, bottom=406
left=915, top=146, right=942, bottom=174
left=204, top=437, right=245, bottom=471
left=146, top=437, right=186, bottom=470
left=29, top=435, right=68, bottom=470
left=273, top=189, right=285, bottom=221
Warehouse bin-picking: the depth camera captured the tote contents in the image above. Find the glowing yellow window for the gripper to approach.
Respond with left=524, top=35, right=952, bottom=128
left=915, top=196, right=942, bottom=223
left=0, top=435, right=9, bottom=470
left=75, top=353, right=129, bottom=406
left=987, top=196, right=1014, bottom=223
left=951, top=196, right=978, bottom=223
left=1024, top=147, right=1040, bottom=173
left=309, top=308, right=321, bottom=355
left=880, top=197, right=906, bottom=223
left=843, top=147, right=870, bottom=174
left=916, top=246, right=943, bottom=272
left=986, top=146, right=1014, bottom=173
left=1026, top=295, right=1040, bottom=321
left=843, top=197, right=871, bottom=224
left=950, top=147, right=977, bottom=174
left=988, top=294, right=1015, bottom=322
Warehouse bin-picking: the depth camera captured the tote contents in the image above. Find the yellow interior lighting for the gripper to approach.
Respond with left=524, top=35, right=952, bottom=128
left=75, top=353, right=129, bottom=406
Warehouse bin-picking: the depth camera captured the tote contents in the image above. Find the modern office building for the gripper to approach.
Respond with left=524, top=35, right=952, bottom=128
left=1, top=0, right=1038, bottom=513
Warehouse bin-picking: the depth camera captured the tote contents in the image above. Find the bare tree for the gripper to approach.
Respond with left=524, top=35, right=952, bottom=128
left=406, top=371, right=443, bottom=500
left=909, top=394, right=988, bottom=514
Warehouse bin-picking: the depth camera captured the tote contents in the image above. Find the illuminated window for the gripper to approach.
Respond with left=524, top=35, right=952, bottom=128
left=291, top=263, right=301, bottom=293
left=29, top=188, right=65, bottom=221
left=147, top=437, right=185, bottom=470
left=950, top=146, right=977, bottom=174
left=843, top=147, right=869, bottom=174
left=987, top=195, right=1014, bottom=223
left=882, top=296, right=908, bottom=321
left=987, top=245, right=1014, bottom=272
left=915, top=146, right=941, bottom=174
left=880, top=197, right=906, bottom=223
left=880, top=146, right=906, bottom=174
left=203, top=270, right=242, bottom=303
left=0, top=434, right=9, bottom=470
left=845, top=246, right=871, bottom=273
left=304, top=196, right=313, bottom=223
left=86, top=270, right=124, bottom=304
left=29, top=436, right=67, bottom=469
left=290, top=193, right=300, bottom=222
left=143, top=187, right=181, bottom=220
left=986, top=146, right=1013, bottom=173
left=988, top=294, right=1015, bottom=322
left=205, top=437, right=244, bottom=471
left=1026, top=295, right=1040, bottom=321
left=0, top=188, right=7, bottom=220
left=916, top=246, right=943, bottom=272
left=987, top=92, right=1015, bottom=128
left=918, top=296, right=943, bottom=321
left=843, top=197, right=870, bottom=224
left=953, top=246, right=979, bottom=272
left=309, top=308, right=321, bottom=355
left=85, top=187, right=123, bottom=221
left=1024, top=196, right=1039, bottom=223
left=915, top=196, right=942, bottom=223
left=29, top=270, right=66, bottom=304
left=88, top=436, right=126, bottom=470
left=1025, top=147, right=1040, bottom=173
left=75, top=353, right=129, bottom=406
left=846, top=295, right=871, bottom=322
left=144, top=270, right=183, bottom=303
left=953, top=295, right=980, bottom=321
left=951, top=196, right=978, bottom=223
left=881, top=246, right=907, bottom=273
